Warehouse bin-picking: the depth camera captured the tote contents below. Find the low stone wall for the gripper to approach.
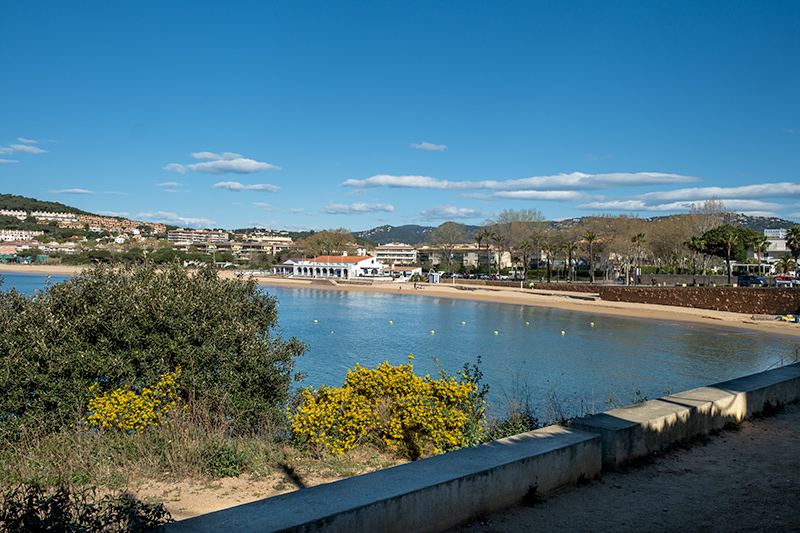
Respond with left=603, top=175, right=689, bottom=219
left=596, top=286, right=800, bottom=315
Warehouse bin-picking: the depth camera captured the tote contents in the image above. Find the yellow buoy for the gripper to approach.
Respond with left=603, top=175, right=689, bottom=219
left=462, top=321, right=466, bottom=325
left=590, top=322, right=594, bottom=327
left=525, top=321, right=529, bottom=325
left=494, top=331, right=498, bottom=335
left=561, top=331, right=566, bottom=335
left=389, top=320, right=393, bottom=324
left=314, top=320, right=318, bottom=323
left=431, top=330, right=435, bottom=334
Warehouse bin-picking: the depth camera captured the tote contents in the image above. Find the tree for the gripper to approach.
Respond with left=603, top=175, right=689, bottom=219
left=297, top=228, right=356, bottom=257
left=477, top=227, right=495, bottom=274
left=492, top=233, right=506, bottom=276
left=518, top=241, right=534, bottom=281
left=786, top=227, right=800, bottom=261
left=431, top=222, right=466, bottom=274
left=752, top=234, right=771, bottom=275
left=582, top=230, right=597, bottom=283
left=775, top=255, right=797, bottom=274
left=562, top=240, right=578, bottom=282
left=683, top=235, right=705, bottom=282
left=631, top=233, right=646, bottom=284
left=702, top=225, right=759, bottom=284
left=0, top=262, right=306, bottom=438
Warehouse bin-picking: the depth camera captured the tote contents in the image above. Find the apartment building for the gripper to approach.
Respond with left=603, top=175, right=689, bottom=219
left=374, top=242, right=417, bottom=265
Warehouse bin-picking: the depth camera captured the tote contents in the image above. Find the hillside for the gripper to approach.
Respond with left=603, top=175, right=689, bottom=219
left=0, top=193, right=90, bottom=215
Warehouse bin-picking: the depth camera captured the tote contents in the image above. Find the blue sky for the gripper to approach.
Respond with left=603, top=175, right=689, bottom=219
left=2, top=1, right=799, bottom=231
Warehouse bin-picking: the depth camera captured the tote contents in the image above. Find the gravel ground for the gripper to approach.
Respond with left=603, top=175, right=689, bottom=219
left=449, top=402, right=800, bottom=533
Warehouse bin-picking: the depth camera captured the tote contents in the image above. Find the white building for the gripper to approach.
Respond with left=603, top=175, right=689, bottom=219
left=291, top=255, right=386, bottom=279
left=747, top=229, right=792, bottom=271
left=0, top=209, right=27, bottom=220
left=0, top=229, right=44, bottom=242
left=374, top=242, right=417, bottom=265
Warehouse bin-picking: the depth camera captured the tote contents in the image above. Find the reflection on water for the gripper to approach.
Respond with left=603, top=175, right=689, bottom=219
left=3, top=272, right=797, bottom=418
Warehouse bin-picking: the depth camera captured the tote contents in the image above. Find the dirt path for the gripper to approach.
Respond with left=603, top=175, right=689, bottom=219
left=450, top=402, right=800, bottom=533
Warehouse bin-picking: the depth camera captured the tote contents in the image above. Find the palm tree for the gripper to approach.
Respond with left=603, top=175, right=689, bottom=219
left=474, top=232, right=484, bottom=274
left=518, top=241, right=534, bottom=282
left=775, top=255, right=797, bottom=274
left=478, top=227, right=494, bottom=274
left=752, top=235, right=770, bottom=275
left=786, top=227, right=800, bottom=261
left=562, top=240, right=578, bottom=282
left=492, top=233, right=506, bottom=277
left=683, top=235, right=705, bottom=283
left=582, top=230, right=597, bottom=283
left=631, top=233, right=646, bottom=285
left=720, top=227, right=738, bottom=284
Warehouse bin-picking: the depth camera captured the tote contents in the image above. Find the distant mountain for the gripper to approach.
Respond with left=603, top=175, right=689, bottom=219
left=354, top=224, right=482, bottom=246
left=0, top=193, right=90, bottom=215
left=727, top=213, right=799, bottom=233
left=354, top=225, right=434, bottom=246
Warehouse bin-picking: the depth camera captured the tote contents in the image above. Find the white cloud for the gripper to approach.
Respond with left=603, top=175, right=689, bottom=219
left=0, top=158, right=18, bottom=164
left=135, top=211, right=215, bottom=229
left=213, top=181, right=280, bottom=192
left=420, top=205, right=488, bottom=221
left=10, top=144, right=48, bottom=154
left=341, top=172, right=699, bottom=192
left=0, top=146, right=12, bottom=154
left=157, top=181, right=183, bottom=188
left=192, top=151, right=242, bottom=161
left=576, top=198, right=787, bottom=213
left=289, top=208, right=305, bottom=214
left=163, top=163, right=187, bottom=174
left=252, top=202, right=274, bottom=211
left=165, top=152, right=279, bottom=175
left=188, top=158, right=280, bottom=175
left=49, top=188, right=94, bottom=194
left=17, top=138, right=37, bottom=144
left=321, top=202, right=395, bottom=215
left=637, top=183, right=800, bottom=202
left=466, top=190, right=592, bottom=202
left=411, top=141, right=447, bottom=151
left=99, top=210, right=130, bottom=217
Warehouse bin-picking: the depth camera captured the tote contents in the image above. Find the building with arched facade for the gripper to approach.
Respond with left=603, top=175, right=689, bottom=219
left=290, top=255, right=386, bottom=279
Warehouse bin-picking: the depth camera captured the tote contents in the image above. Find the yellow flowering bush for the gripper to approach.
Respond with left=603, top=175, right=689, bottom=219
left=84, top=368, right=184, bottom=433
left=291, top=357, right=486, bottom=458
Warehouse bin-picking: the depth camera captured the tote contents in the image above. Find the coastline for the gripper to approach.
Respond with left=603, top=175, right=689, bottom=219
left=2, top=263, right=799, bottom=338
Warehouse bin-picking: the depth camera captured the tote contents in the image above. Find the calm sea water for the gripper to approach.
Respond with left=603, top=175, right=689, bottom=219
left=4, top=272, right=798, bottom=417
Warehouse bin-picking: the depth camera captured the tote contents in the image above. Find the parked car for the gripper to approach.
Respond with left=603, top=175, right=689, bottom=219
left=773, top=275, right=799, bottom=287
left=737, top=274, right=768, bottom=287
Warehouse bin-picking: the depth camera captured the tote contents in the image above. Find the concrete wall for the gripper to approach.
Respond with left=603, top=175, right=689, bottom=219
left=167, top=426, right=601, bottom=533
left=571, top=363, right=800, bottom=470
left=167, top=363, right=800, bottom=533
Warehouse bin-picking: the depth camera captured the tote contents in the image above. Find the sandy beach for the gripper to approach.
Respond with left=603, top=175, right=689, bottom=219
left=3, top=263, right=800, bottom=339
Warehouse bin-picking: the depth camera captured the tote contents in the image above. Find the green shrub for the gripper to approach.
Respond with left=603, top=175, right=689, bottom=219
left=0, top=262, right=306, bottom=440
left=0, top=483, right=171, bottom=532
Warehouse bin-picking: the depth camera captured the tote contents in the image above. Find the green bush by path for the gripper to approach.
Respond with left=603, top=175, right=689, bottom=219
left=0, top=262, right=307, bottom=440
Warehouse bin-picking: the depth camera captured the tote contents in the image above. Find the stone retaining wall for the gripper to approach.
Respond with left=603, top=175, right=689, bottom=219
left=596, top=286, right=800, bottom=315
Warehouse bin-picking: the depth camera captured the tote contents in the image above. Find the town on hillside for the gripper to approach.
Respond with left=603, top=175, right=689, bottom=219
left=1, top=196, right=800, bottom=286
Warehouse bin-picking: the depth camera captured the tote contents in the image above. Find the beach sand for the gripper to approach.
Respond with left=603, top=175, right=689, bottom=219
left=2, top=263, right=799, bottom=338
